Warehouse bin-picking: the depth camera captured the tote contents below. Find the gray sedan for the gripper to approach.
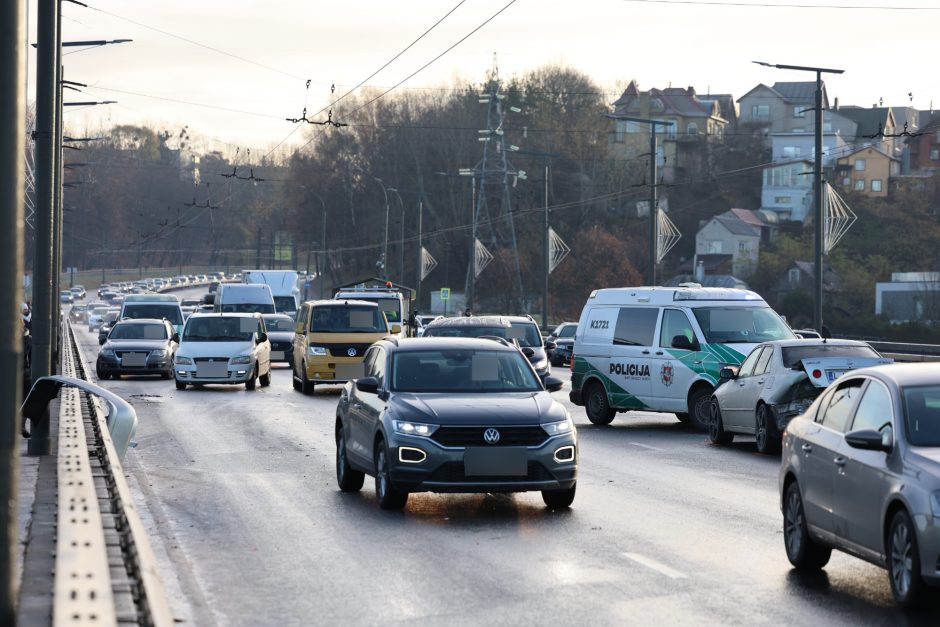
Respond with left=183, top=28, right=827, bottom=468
left=779, top=363, right=940, bottom=607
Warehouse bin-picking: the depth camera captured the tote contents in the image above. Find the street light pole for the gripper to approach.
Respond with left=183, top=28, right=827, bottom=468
left=753, top=61, right=844, bottom=334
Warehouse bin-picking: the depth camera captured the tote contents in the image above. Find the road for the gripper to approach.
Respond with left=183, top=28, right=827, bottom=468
left=70, top=293, right=938, bottom=626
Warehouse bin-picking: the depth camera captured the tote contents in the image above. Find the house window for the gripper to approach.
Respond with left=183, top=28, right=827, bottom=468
left=854, top=159, right=866, bottom=171
left=664, top=121, right=677, bottom=141
left=793, top=105, right=805, bottom=118
left=788, top=268, right=801, bottom=287
left=854, top=179, right=865, bottom=191
left=931, top=149, right=939, bottom=161
left=774, top=196, right=792, bottom=204
left=738, top=241, right=751, bottom=254
left=751, top=104, right=770, bottom=120
left=871, top=179, right=883, bottom=192
left=842, top=177, right=851, bottom=187
left=687, top=123, right=698, bottom=136
left=706, top=240, right=723, bottom=254
left=782, top=146, right=801, bottom=158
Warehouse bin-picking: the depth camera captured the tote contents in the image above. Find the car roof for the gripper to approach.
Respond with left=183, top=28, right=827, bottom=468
left=188, top=311, right=260, bottom=318
left=262, top=313, right=294, bottom=320
left=426, top=315, right=510, bottom=328
left=114, top=318, right=167, bottom=325
left=501, top=316, right=538, bottom=326
left=385, top=337, right=521, bottom=352
left=842, top=362, right=940, bottom=388
left=303, top=299, right=379, bottom=308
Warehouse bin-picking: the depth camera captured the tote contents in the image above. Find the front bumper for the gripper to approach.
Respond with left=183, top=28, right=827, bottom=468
left=385, top=431, right=578, bottom=494
left=306, top=356, right=364, bottom=383
left=97, top=354, right=172, bottom=376
left=917, top=514, right=940, bottom=585
left=175, top=362, right=255, bottom=384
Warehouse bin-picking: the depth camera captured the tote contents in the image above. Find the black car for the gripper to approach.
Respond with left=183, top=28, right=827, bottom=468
left=423, top=315, right=551, bottom=378
left=96, top=318, right=179, bottom=380
left=97, top=311, right=121, bottom=345
left=261, top=313, right=295, bottom=364
left=335, top=337, right=577, bottom=510
left=68, top=304, right=88, bottom=324
left=546, top=322, right=577, bottom=366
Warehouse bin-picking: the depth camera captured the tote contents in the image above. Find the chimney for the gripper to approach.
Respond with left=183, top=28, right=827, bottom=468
left=695, top=260, right=705, bottom=283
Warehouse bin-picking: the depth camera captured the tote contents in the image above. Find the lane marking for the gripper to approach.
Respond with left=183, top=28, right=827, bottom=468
left=621, top=553, right=687, bottom=579
left=629, top=441, right=664, bottom=451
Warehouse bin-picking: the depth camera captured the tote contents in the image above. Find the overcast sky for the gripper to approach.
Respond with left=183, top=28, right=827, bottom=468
left=30, top=0, right=940, bottom=158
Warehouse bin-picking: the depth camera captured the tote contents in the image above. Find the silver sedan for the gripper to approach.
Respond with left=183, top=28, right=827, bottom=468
left=779, top=363, right=940, bottom=607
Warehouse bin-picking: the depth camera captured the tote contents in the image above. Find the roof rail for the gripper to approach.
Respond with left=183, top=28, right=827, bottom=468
left=478, top=335, right=513, bottom=348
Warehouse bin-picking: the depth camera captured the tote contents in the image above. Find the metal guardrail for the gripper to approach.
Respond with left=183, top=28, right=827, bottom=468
left=867, top=341, right=940, bottom=362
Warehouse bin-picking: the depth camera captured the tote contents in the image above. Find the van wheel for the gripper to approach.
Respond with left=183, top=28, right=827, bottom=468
left=585, top=381, right=615, bottom=425
left=299, top=362, right=314, bottom=395
left=259, top=368, right=271, bottom=387
left=687, top=386, right=713, bottom=432
left=245, top=366, right=257, bottom=390
left=675, top=412, right=690, bottom=424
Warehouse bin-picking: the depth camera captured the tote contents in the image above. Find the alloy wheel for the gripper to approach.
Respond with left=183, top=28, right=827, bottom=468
left=784, top=489, right=803, bottom=559
left=891, top=521, right=913, bottom=598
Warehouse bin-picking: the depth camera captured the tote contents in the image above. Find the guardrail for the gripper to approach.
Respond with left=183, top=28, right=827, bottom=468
left=867, top=341, right=940, bottom=363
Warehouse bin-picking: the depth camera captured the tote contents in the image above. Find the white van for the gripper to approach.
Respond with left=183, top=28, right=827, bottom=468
left=570, top=285, right=795, bottom=430
left=333, top=287, right=408, bottom=339
left=215, top=284, right=276, bottom=314
left=119, top=293, right=185, bottom=335
left=242, top=270, right=301, bottom=318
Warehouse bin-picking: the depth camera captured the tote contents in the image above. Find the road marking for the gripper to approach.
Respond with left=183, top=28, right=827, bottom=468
left=622, top=553, right=687, bottom=579
left=629, top=441, right=663, bottom=451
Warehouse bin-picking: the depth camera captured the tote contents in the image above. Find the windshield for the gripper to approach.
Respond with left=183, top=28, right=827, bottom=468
left=92, top=308, right=109, bottom=316
left=220, top=303, right=276, bottom=314
left=555, top=324, right=576, bottom=338
left=782, top=344, right=880, bottom=368
left=511, top=322, right=542, bottom=348
left=310, top=306, right=386, bottom=333
left=693, top=307, right=795, bottom=344
left=424, top=325, right=508, bottom=339
left=264, top=317, right=295, bottom=332
left=392, top=349, right=541, bottom=393
left=109, top=323, right=167, bottom=340
left=273, top=296, right=297, bottom=313
left=184, top=317, right=257, bottom=341
left=902, top=385, right=940, bottom=447
left=123, top=303, right=183, bottom=325
left=373, top=298, right=401, bottom=323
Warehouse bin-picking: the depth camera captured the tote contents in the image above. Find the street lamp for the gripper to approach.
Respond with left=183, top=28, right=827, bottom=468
left=358, top=170, right=389, bottom=279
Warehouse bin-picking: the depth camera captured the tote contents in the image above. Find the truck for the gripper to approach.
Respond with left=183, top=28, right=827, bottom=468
left=242, top=270, right=301, bottom=318
left=333, top=285, right=410, bottom=339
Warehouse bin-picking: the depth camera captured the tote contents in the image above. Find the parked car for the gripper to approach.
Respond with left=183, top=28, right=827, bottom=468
left=96, top=319, right=178, bottom=380
left=709, top=339, right=892, bottom=453
left=415, top=314, right=440, bottom=337
left=335, top=337, right=576, bottom=510
left=261, top=313, right=295, bottom=364
left=546, top=322, right=577, bottom=366
left=780, top=363, right=940, bottom=607
left=173, top=312, right=272, bottom=390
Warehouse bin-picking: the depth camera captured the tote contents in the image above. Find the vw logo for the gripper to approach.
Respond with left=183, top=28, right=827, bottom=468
left=483, top=428, right=500, bottom=445
left=347, top=347, right=357, bottom=357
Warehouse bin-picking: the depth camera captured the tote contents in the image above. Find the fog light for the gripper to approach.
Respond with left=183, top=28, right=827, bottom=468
left=553, top=445, right=575, bottom=463
left=398, top=447, right=426, bottom=463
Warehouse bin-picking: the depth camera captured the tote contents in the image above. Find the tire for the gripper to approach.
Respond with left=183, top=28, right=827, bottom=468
left=783, top=482, right=831, bottom=570
left=96, top=368, right=109, bottom=380
left=259, top=367, right=271, bottom=387
left=888, top=510, right=927, bottom=608
left=374, top=441, right=408, bottom=510
left=299, top=362, right=314, bottom=395
left=245, top=366, right=257, bottom=390
left=675, top=412, right=690, bottom=424
left=175, top=379, right=187, bottom=391
left=160, top=368, right=171, bottom=380
left=584, top=381, right=615, bottom=425
left=336, top=427, right=364, bottom=492
left=755, top=404, right=780, bottom=454
left=708, top=399, right=734, bottom=446
left=687, top=386, right=713, bottom=432
left=542, top=483, right=576, bottom=509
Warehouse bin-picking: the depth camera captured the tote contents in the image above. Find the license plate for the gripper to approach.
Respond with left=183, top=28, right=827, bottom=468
left=196, top=362, right=228, bottom=378
left=463, top=447, right=528, bottom=476
left=122, top=352, right=147, bottom=367
left=271, top=351, right=285, bottom=360
left=826, top=370, right=847, bottom=383
left=335, top=363, right=364, bottom=380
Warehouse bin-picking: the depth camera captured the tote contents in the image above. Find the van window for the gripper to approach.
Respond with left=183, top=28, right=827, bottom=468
left=614, top=308, right=659, bottom=347
left=659, top=309, right=695, bottom=349
left=273, top=296, right=297, bottom=313
left=220, top=302, right=275, bottom=314
left=692, top=307, right=794, bottom=344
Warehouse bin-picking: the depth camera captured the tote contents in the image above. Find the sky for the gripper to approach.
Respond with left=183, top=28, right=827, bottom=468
left=28, top=0, right=940, bottom=159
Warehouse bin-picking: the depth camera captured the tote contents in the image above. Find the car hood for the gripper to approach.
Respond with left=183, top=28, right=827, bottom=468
left=104, top=339, right=169, bottom=351
left=390, top=391, right=567, bottom=425
left=178, top=340, right=254, bottom=358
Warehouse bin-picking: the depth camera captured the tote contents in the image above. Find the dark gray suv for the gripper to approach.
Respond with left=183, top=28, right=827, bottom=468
left=335, top=337, right=577, bottom=510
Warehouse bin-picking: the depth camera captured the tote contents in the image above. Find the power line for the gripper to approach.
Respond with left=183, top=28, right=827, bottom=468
left=619, top=0, right=940, bottom=9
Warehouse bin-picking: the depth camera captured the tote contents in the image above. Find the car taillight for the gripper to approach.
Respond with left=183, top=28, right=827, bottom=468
left=812, top=369, right=822, bottom=379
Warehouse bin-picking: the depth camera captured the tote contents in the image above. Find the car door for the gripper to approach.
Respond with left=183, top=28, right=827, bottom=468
left=650, top=309, right=697, bottom=411
left=720, top=346, right=765, bottom=428
left=832, top=378, right=896, bottom=554
left=800, top=377, right=865, bottom=538
left=292, top=305, right=309, bottom=374
left=607, top=307, right=658, bottom=409
left=346, top=347, right=377, bottom=465
left=358, top=347, right=388, bottom=469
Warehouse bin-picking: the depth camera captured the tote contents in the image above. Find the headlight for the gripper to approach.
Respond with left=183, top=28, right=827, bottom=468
left=151, top=349, right=167, bottom=358
left=308, top=345, right=327, bottom=356
left=100, top=348, right=114, bottom=358
left=175, top=355, right=193, bottom=365
left=542, top=418, right=573, bottom=436
left=533, top=358, right=548, bottom=370
left=392, top=420, right=438, bottom=437
left=231, top=355, right=251, bottom=365
left=931, top=491, right=940, bottom=517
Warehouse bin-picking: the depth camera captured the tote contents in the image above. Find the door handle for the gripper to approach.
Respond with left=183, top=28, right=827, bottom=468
left=642, top=350, right=650, bottom=354
left=757, top=379, right=765, bottom=384
left=655, top=351, right=664, bottom=356
left=801, top=443, right=813, bottom=453
left=834, top=457, right=846, bottom=467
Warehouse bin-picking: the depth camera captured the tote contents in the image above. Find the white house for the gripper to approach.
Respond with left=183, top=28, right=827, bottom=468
left=695, top=209, right=776, bottom=278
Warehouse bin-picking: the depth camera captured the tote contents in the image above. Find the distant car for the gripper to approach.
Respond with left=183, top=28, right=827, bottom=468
left=87, top=306, right=111, bottom=331
left=173, top=312, right=272, bottom=390
left=60, top=290, right=74, bottom=304
left=793, top=328, right=822, bottom=339
left=261, top=313, right=295, bottom=364
left=70, top=286, right=86, bottom=299
left=68, top=304, right=88, bottom=324
left=504, top=316, right=551, bottom=379
left=710, top=339, right=891, bottom=453
left=335, top=337, right=576, bottom=510
left=415, top=314, right=440, bottom=337
left=780, top=363, right=940, bottom=607
left=97, top=311, right=121, bottom=345
left=546, top=322, right=577, bottom=366
left=96, top=319, right=178, bottom=380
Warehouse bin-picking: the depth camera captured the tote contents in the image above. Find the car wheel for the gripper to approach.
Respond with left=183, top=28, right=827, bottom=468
left=687, top=386, right=713, bottom=432
left=584, top=381, right=615, bottom=425
left=374, top=440, right=408, bottom=510
left=783, top=482, right=831, bottom=570
left=542, top=483, right=576, bottom=509
left=708, top=399, right=734, bottom=446
left=675, top=412, right=690, bottom=424
left=96, top=368, right=109, bottom=381
left=299, top=362, right=314, bottom=395
left=259, top=367, right=271, bottom=387
left=336, top=427, right=364, bottom=492
left=755, top=404, right=780, bottom=454
left=245, top=366, right=257, bottom=390
left=888, top=509, right=927, bottom=608
left=175, top=379, right=187, bottom=391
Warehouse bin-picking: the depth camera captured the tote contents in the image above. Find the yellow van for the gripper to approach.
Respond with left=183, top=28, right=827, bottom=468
left=292, top=299, right=389, bottom=394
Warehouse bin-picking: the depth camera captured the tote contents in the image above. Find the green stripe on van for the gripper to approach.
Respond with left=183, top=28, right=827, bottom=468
left=572, top=356, right=649, bottom=410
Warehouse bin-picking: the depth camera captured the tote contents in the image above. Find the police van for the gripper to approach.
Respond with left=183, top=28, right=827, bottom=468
left=569, top=285, right=795, bottom=430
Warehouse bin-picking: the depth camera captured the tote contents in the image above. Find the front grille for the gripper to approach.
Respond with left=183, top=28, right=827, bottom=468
left=427, top=461, right=552, bottom=483
left=270, top=341, right=291, bottom=351
left=431, top=425, right=548, bottom=448
left=194, top=357, right=229, bottom=363
left=321, top=343, right=371, bottom=357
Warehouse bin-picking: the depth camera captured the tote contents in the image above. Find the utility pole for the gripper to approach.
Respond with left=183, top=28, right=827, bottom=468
left=416, top=199, right=423, bottom=309
left=754, top=61, right=844, bottom=333
left=0, top=1, right=26, bottom=621
left=320, top=208, right=326, bottom=299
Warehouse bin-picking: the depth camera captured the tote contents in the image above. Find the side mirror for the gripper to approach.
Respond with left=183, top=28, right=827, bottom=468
left=671, top=334, right=700, bottom=351
left=543, top=376, right=564, bottom=393
left=544, top=340, right=556, bottom=351
left=256, top=332, right=268, bottom=344
left=356, top=376, right=379, bottom=394
left=98, top=335, right=106, bottom=346
left=171, top=333, right=180, bottom=344
left=719, top=366, right=738, bottom=380
left=521, top=347, right=535, bottom=357
left=845, top=428, right=893, bottom=453
left=390, top=323, right=402, bottom=335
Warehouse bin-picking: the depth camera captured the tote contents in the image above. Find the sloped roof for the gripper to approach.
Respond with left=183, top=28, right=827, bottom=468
left=837, top=143, right=899, bottom=163
left=714, top=216, right=760, bottom=237
left=698, top=94, right=737, bottom=123
left=836, top=107, right=893, bottom=137
left=737, top=81, right=829, bottom=108
left=613, top=81, right=724, bottom=121
left=728, top=208, right=769, bottom=227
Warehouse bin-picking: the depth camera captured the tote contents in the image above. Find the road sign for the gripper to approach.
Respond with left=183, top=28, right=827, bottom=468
left=440, top=287, right=450, bottom=300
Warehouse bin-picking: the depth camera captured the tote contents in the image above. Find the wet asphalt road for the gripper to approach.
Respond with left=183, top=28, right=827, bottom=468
left=71, top=298, right=939, bottom=626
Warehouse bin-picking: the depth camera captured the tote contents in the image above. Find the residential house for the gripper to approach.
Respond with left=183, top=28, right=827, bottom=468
left=769, top=261, right=839, bottom=309
left=694, top=208, right=776, bottom=278
left=738, top=82, right=857, bottom=143
left=761, top=159, right=813, bottom=221
left=907, top=113, right=940, bottom=174
left=837, top=106, right=901, bottom=160
left=875, top=272, right=940, bottom=323
left=834, top=145, right=900, bottom=197
left=609, top=81, right=729, bottom=183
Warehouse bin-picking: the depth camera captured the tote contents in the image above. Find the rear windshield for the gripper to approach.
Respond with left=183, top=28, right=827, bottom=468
left=556, top=324, right=576, bottom=338
left=273, top=296, right=297, bottom=313
left=264, top=318, right=295, bottom=332
left=782, top=344, right=880, bottom=368
left=184, top=317, right=257, bottom=342
left=310, top=306, right=386, bottom=333
left=109, top=323, right=167, bottom=340
left=220, top=302, right=276, bottom=314
left=902, top=385, right=940, bottom=447
left=392, top=349, right=541, bottom=393
left=424, top=325, right=508, bottom=339
left=123, top=303, right=183, bottom=325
